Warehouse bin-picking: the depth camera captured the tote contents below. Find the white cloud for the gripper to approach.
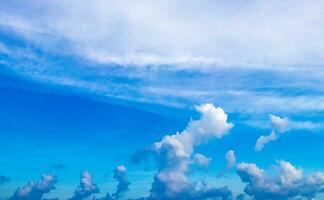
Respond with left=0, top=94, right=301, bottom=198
left=111, top=165, right=130, bottom=199
left=269, top=114, right=291, bottom=133
left=149, top=103, right=233, bottom=199
left=141, top=86, right=324, bottom=114
left=2, top=0, right=324, bottom=67
left=9, top=174, right=57, bottom=200
left=255, top=115, right=320, bottom=151
left=193, top=153, right=212, bottom=169
left=69, top=171, right=100, bottom=200
left=255, top=131, right=278, bottom=152
left=237, top=160, right=324, bottom=199
left=2, top=0, right=324, bottom=118
left=218, top=150, right=237, bottom=177
left=225, top=150, right=236, bottom=170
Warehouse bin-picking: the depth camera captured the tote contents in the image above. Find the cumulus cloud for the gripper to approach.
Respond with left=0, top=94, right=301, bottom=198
left=9, top=174, right=57, bottom=200
left=111, top=165, right=131, bottom=199
left=194, top=185, right=232, bottom=200
left=193, top=153, right=212, bottom=169
left=144, top=103, right=233, bottom=199
left=225, top=150, right=236, bottom=170
left=269, top=114, right=291, bottom=133
left=218, top=150, right=236, bottom=177
left=255, top=131, right=278, bottom=152
left=255, top=115, right=318, bottom=151
left=93, top=165, right=131, bottom=200
left=237, top=160, right=324, bottom=200
left=69, top=171, right=100, bottom=200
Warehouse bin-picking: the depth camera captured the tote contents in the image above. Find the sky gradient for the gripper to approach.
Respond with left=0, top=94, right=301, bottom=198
left=1, top=1, right=324, bottom=200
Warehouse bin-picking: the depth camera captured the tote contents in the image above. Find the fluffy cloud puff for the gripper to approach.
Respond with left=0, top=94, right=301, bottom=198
left=69, top=171, right=100, bottom=200
left=93, top=165, right=131, bottom=200
left=9, top=174, right=57, bottom=200
left=148, top=103, right=233, bottom=199
left=225, top=150, right=236, bottom=170
left=255, top=115, right=290, bottom=151
left=218, top=150, right=237, bottom=177
left=255, top=115, right=318, bottom=151
left=111, top=165, right=131, bottom=199
left=237, top=160, right=324, bottom=200
left=193, top=153, right=212, bottom=169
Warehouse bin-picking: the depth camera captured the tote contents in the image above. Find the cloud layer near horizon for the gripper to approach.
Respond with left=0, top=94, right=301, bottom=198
left=9, top=174, right=57, bottom=200
left=237, top=160, right=324, bottom=200
left=4, top=104, right=324, bottom=200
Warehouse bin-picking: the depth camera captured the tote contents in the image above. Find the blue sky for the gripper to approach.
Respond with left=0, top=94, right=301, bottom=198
left=0, top=1, right=324, bottom=200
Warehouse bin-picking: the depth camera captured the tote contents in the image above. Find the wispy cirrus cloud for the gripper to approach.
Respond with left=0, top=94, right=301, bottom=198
left=1, top=0, right=324, bottom=119
left=2, top=0, right=324, bottom=67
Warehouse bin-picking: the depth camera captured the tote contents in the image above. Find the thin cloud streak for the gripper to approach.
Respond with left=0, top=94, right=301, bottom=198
left=2, top=0, right=324, bottom=67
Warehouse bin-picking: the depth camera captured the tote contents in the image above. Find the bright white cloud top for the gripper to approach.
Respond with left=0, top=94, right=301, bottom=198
left=148, top=103, right=233, bottom=199
left=255, top=114, right=320, bottom=151
left=237, top=160, right=324, bottom=199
